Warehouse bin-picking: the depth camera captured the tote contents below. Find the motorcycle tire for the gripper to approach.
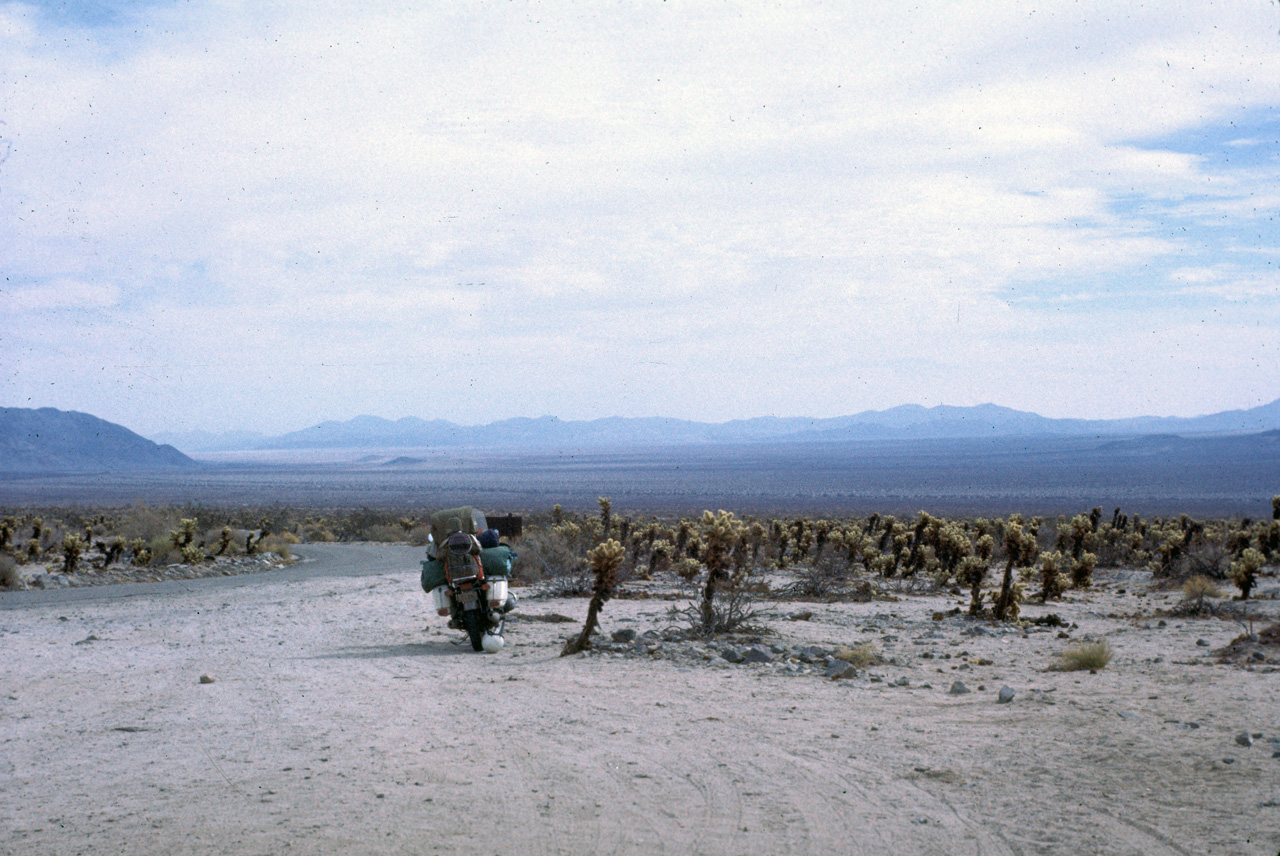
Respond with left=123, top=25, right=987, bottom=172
left=462, top=609, right=486, bottom=652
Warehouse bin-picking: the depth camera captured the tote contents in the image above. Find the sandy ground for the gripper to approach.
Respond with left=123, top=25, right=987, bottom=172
left=2, top=544, right=1279, bottom=856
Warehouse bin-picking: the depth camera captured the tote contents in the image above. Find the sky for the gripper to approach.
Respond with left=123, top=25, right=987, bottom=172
left=1, top=1, right=1278, bottom=438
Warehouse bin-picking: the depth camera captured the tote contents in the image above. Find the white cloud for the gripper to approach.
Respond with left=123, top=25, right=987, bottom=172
left=1, top=0, right=1278, bottom=432
left=0, top=278, right=120, bottom=310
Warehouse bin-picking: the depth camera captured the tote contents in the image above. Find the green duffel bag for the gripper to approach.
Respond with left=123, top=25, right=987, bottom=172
left=481, top=545, right=513, bottom=578
left=420, top=558, right=447, bottom=592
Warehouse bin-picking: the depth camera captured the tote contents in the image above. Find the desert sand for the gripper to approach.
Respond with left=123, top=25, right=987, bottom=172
left=2, top=543, right=1278, bottom=855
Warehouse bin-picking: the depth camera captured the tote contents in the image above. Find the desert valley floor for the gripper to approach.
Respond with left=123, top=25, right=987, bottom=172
left=2, top=543, right=1278, bottom=855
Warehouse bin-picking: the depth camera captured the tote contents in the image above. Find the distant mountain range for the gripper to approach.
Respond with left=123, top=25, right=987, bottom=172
left=151, top=398, right=1280, bottom=453
left=1, top=407, right=195, bottom=473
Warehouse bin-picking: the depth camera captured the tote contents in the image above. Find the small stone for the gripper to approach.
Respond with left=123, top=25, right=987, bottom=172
left=948, top=680, right=971, bottom=695
left=611, top=628, right=637, bottom=643
left=741, top=645, right=773, bottom=665
left=825, top=661, right=858, bottom=680
left=1196, top=639, right=1210, bottom=647
left=720, top=648, right=745, bottom=664
left=798, top=646, right=831, bottom=664
left=1235, top=732, right=1254, bottom=748
left=1222, top=758, right=1236, bottom=765
left=997, top=686, right=1015, bottom=704
left=199, top=674, right=215, bottom=684
left=892, top=676, right=910, bottom=687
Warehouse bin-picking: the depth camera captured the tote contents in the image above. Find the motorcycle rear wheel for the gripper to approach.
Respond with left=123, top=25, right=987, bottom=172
left=462, top=609, right=486, bottom=652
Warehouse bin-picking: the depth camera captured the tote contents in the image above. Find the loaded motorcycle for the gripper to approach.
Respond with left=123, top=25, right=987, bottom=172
left=421, top=507, right=516, bottom=652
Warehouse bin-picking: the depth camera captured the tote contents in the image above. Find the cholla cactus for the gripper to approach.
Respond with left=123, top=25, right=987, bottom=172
left=673, top=556, right=701, bottom=582
left=961, top=555, right=989, bottom=616
left=598, top=497, right=612, bottom=535
left=699, top=510, right=743, bottom=632
left=1071, top=552, right=1097, bottom=589
left=747, top=521, right=767, bottom=565
left=61, top=534, right=85, bottom=574
left=170, top=518, right=198, bottom=551
left=1230, top=548, right=1265, bottom=600
left=562, top=538, right=625, bottom=656
left=1038, top=551, right=1068, bottom=601
left=647, top=539, right=674, bottom=577
left=994, top=519, right=1037, bottom=620
left=216, top=527, right=233, bottom=556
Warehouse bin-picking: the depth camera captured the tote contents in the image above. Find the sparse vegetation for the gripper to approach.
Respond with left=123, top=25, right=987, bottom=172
left=0, top=554, right=18, bottom=589
left=2, top=501, right=1275, bottom=616
left=1049, top=640, right=1114, bottom=672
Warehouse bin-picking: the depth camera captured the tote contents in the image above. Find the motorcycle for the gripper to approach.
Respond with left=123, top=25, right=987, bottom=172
left=421, top=508, right=515, bottom=652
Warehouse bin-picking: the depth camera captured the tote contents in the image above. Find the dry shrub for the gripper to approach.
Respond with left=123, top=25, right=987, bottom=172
left=520, top=527, right=589, bottom=590
left=0, top=554, right=19, bottom=589
left=833, top=643, right=880, bottom=667
left=1049, top=640, right=1113, bottom=672
left=1182, top=575, right=1224, bottom=601
left=260, top=533, right=298, bottom=560
left=363, top=524, right=408, bottom=543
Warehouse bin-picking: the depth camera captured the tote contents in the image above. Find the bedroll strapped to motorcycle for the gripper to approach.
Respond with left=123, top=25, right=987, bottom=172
left=428, top=506, right=487, bottom=548
left=421, top=545, right=514, bottom=591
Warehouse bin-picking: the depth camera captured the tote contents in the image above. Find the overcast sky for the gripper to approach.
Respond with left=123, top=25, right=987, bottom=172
left=2, top=1, right=1278, bottom=437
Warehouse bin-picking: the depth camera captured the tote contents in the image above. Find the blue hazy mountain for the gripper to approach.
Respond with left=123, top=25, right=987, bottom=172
left=1, top=407, right=195, bottom=473
left=181, top=398, right=1280, bottom=452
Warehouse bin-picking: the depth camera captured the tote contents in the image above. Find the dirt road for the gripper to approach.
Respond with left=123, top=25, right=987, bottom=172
left=2, top=545, right=1277, bottom=855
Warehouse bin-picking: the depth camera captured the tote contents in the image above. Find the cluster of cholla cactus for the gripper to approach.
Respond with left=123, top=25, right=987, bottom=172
left=519, top=499, right=1280, bottom=622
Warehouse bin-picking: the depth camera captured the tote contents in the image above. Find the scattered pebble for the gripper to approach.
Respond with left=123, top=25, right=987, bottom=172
left=199, top=674, right=216, bottom=684
left=948, top=680, right=970, bottom=695
left=998, top=686, right=1016, bottom=704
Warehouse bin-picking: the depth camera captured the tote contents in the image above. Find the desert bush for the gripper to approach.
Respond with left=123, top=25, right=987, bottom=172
left=1182, top=574, right=1225, bottom=602
left=363, top=524, right=408, bottom=543
left=259, top=533, right=296, bottom=560
left=833, top=643, right=881, bottom=668
left=521, top=527, right=589, bottom=592
left=1049, top=640, right=1113, bottom=672
left=148, top=534, right=181, bottom=566
left=0, top=554, right=19, bottom=588
left=799, top=553, right=853, bottom=599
